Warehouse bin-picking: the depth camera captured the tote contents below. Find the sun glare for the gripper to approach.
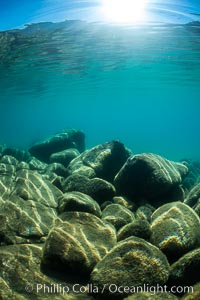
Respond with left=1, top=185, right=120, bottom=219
left=102, top=0, right=147, bottom=23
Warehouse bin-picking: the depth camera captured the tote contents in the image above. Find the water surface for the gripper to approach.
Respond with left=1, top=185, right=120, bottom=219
left=0, top=20, right=200, bottom=160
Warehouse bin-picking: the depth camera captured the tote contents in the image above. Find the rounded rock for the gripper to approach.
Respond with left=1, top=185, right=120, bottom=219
left=50, top=148, right=80, bottom=167
left=90, top=236, right=170, bottom=298
left=150, top=202, right=200, bottom=260
left=169, top=248, right=200, bottom=286
left=101, top=203, right=135, bottom=230
left=114, top=153, right=188, bottom=202
left=58, top=191, right=101, bottom=217
left=117, top=219, right=151, bottom=241
left=42, top=212, right=117, bottom=276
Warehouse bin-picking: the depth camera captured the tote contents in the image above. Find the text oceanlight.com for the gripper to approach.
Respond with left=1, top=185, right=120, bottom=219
left=25, top=283, right=194, bottom=295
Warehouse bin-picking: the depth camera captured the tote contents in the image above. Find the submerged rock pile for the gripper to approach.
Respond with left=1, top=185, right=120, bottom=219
left=0, top=128, right=200, bottom=300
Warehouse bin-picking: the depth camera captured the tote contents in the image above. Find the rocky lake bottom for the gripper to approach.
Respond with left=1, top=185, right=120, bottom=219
left=0, top=128, right=200, bottom=300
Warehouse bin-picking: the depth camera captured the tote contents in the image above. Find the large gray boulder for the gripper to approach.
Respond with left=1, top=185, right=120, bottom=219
left=42, top=212, right=117, bottom=276
left=50, top=148, right=80, bottom=167
left=12, top=169, right=62, bottom=208
left=150, top=202, right=200, bottom=260
left=58, top=191, right=101, bottom=217
left=114, top=153, right=188, bottom=202
left=67, top=141, right=131, bottom=181
left=0, top=196, right=57, bottom=245
left=90, top=236, right=170, bottom=298
left=169, top=248, right=200, bottom=286
left=63, top=174, right=116, bottom=204
left=29, top=129, right=85, bottom=163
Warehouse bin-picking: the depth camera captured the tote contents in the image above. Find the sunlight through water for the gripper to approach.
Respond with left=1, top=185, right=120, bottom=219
left=101, top=0, right=147, bottom=23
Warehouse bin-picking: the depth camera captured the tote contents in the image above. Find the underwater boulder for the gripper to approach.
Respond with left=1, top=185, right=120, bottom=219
left=67, top=140, right=131, bottom=182
left=113, top=195, right=136, bottom=211
left=0, top=155, right=18, bottom=166
left=16, top=161, right=30, bottom=171
left=117, top=218, right=151, bottom=241
left=114, top=153, right=188, bottom=203
left=42, top=171, right=64, bottom=191
left=0, top=162, right=16, bottom=176
left=67, top=159, right=96, bottom=178
left=150, top=202, right=200, bottom=260
left=194, top=203, right=200, bottom=217
left=0, top=196, right=57, bottom=245
left=29, top=129, right=85, bottom=163
left=0, top=159, right=16, bottom=200
left=57, top=191, right=101, bottom=217
left=0, top=244, right=71, bottom=299
left=101, top=203, right=135, bottom=231
left=90, top=236, right=170, bottom=298
left=184, top=181, right=200, bottom=208
left=28, top=156, right=48, bottom=172
left=12, top=169, right=62, bottom=208
left=86, top=178, right=116, bottom=204
left=63, top=174, right=116, bottom=204
left=62, top=174, right=90, bottom=193
left=45, top=162, right=67, bottom=177
left=181, top=282, right=200, bottom=300
left=168, top=248, right=200, bottom=287
left=181, top=159, right=200, bottom=190
left=135, top=204, right=156, bottom=222
left=42, top=212, right=116, bottom=276
left=50, top=148, right=80, bottom=167
left=2, top=147, right=31, bottom=162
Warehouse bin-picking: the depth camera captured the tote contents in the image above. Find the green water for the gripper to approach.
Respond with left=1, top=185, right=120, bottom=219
left=0, top=21, right=200, bottom=160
